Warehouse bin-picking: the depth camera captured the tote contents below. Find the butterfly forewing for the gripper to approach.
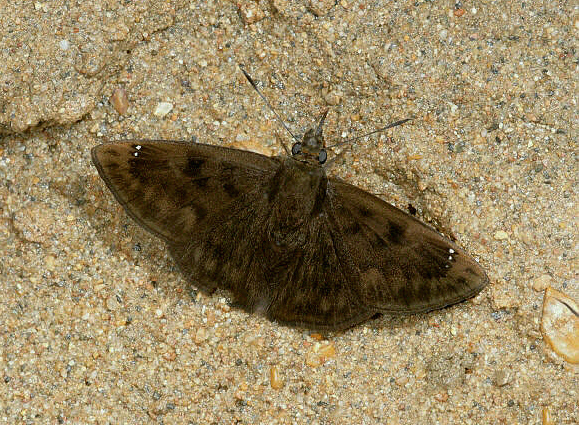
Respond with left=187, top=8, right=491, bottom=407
left=91, top=141, right=280, bottom=244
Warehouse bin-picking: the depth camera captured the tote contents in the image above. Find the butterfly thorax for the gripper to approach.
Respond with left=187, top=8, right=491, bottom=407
left=266, top=157, right=328, bottom=247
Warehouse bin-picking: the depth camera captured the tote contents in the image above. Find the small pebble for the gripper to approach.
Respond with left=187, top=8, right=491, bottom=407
left=162, top=349, right=177, bottom=361
left=306, top=342, right=336, bottom=367
left=234, top=382, right=248, bottom=400
left=154, top=102, right=173, bottom=117
left=238, top=1, right=265, bottom=24
left=493, top=370, right=510, bottom=387
left=395, top=376, right=409, bottom=386
left=44, top=254, right=57, bottom=271
left=105, top=295, right=120, bottom=311
left=494, top=230, right=509, bottom=240
left=323, top=89, right=342, bottom=106
left=541, top=287, right=579, bottom=364
left=307, top=0, right=335, bottom=17
left=195, top=327, right=208, bottom=344
left=542, top=406, right=554, bottom=425
left=316, top=342, right=337, bottom=359
left=532, top=274, right=552, bottom=292
left=110, top=87, right=129, bottom=115
left=269, top=366, right=284, bottom=389
left=305, top=352, right=322, bottom=367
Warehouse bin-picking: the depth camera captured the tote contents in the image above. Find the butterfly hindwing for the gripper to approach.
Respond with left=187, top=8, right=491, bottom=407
left=167, top=186, right=276, bottom=298
left=262, top=215, right=376, bottom=330
left=327, top=179, right=488, bottom=314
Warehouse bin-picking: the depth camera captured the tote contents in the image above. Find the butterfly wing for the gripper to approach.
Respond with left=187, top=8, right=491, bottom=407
left=166, top=188, right=277, bottom=296
left=261, top=218, right=377, bottom=331
left=327, top=179, right=489, bottom=315
left=168, top=196, right=375, bottom=330
left=91, top=141, right=281, bottom=245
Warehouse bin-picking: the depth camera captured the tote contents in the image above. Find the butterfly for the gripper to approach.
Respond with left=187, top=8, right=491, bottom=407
left=91, top=69, right=488, bottom=331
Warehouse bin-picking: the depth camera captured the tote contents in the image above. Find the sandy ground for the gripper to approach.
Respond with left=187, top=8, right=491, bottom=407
left=1, top=1, right=577, bottom=424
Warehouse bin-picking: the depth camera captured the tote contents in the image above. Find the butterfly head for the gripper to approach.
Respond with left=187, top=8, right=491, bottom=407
left=291, top=110, right=328, bottom=165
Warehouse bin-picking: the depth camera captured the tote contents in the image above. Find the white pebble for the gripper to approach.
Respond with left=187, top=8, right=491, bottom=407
left=154, top=102, right=173, bottom=117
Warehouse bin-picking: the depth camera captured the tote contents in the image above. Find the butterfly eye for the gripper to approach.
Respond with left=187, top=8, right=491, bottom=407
left=318, top=149, right=327, bottom=164
left=291, top=143, right=302, bottom=156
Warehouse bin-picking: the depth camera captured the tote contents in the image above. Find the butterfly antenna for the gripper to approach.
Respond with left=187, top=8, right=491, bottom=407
left=326, top=118, right=413, bottom=149
left=239, top=65, right=301, bottom=144
left=315, top=109, right=329, bottom=142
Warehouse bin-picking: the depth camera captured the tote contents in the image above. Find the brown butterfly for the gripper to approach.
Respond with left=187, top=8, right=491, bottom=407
left=91, top=69, right=488, bottom=331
